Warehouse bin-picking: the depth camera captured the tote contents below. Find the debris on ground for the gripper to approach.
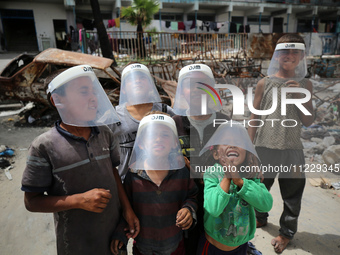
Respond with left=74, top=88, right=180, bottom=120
left=301, top=77, right=340, bottom=174
left=3, top=166, right=13, bottom=180
left=0, top=102, right=34, bottom=117
left=331, top=182, right=340, bottom=190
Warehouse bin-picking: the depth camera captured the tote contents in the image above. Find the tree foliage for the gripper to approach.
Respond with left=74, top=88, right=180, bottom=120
left=121, top=0, right=160, bottom=32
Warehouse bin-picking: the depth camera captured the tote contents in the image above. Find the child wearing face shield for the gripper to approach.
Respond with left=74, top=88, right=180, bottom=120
left=21, top=65, right=139, bottom=255
left=198, top=123, right=273, bottom=255
left=112, top=111, right=198, bottom=255
left=109, top=63, right=175, bottom=182
left=172, top=64, right=230, bottom=255
left=248, top=34, right=314, bottom=253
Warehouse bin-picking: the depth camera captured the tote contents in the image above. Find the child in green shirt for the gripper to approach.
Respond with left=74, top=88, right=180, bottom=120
left=197, top=123, right=273, bottom=254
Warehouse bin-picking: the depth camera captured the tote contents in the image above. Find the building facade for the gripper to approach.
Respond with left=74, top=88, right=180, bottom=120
left=0, top=0, right=339, bottom=52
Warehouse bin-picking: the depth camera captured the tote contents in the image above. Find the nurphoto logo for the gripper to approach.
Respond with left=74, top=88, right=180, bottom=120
left=200, top=84, right=312, bottom=128
left=198, top=82, right=222, bottom=115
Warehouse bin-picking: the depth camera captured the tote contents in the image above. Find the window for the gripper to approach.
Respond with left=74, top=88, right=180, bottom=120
left=247, top=15, right=270, bottom=25
left=154, top=13, right=183, bottom=21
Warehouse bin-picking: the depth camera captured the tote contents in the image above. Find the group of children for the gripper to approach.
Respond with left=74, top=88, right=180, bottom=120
left=21, top=34, right=312, bottom=255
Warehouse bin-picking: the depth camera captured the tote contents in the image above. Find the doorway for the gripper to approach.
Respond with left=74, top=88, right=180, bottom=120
left=0, top=9, right=38, bottom=52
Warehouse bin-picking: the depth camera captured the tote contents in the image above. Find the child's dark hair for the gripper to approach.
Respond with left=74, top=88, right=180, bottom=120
left=277, top=34, right=305, bottom=46
left=45, top=69, right=67, bottom=109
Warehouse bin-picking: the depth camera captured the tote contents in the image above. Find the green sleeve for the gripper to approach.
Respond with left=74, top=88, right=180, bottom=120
left=203, top=171, right=231, bottom=217
left=237, top=178, right=273, bottom=213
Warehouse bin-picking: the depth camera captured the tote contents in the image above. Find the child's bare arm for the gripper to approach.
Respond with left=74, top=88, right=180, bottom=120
left=24, top=188, right=112, bottom=213
left=112, top=167, right=140, bottom=239
left=248, top=78, right=265, bottom=142
left=286, top=80, right=314, bottom=127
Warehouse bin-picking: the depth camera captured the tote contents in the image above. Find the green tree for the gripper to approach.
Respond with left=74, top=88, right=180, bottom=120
left=121, top=0, right=159, bottom=58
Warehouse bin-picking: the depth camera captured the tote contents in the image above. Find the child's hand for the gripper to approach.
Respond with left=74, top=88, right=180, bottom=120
left=123, top=208, right=140, bottom=239
left=79, top=188, right=112, bottom=213
left=176, top=208, right=193, bottom=230
left=110, top=239, right=123, bottom=255
left=285, top=80, right=304, bottom=98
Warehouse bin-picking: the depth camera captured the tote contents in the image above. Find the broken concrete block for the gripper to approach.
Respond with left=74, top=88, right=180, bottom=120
left=322, top=136, right=336, bottom=147
left=322, top=145, right=340, bottom=166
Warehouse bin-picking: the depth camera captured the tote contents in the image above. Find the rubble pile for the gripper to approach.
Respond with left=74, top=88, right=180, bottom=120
left=302, top=78, right=340, bottom=168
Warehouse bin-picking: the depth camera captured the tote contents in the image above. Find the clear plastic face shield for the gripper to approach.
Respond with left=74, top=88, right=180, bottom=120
left=199, top=122, right=260, bottom=178
left=119, top=63, right=162, bottom=106
left=129, top=114, right=185, bottom=171
left=267, top=43, right=307, bottom=82
left=47, top=65, right=120, bottom=127
left=172, top=64, right=222, bottom=116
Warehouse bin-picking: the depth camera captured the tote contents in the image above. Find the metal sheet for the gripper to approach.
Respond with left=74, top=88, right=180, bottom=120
left=33, top=48, right=114, bottom=70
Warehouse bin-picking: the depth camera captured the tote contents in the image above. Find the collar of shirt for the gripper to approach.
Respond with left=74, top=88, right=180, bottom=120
left=55, top=120, right=100, bottom=142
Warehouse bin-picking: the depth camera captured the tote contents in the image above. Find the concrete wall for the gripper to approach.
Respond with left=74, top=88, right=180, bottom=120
left=0, top=1, right=67, bottom=51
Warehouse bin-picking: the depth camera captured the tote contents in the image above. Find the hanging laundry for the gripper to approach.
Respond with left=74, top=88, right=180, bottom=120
left=108, top=19, right=116, bottom=28
left=114, top=18, right=120, bottom=28
left=236, top=23, right=241, bottom=33
left=229, top=22, right=237, bottom=33
left=160, top=20, right=166, bottom=30
left=79, top=29, right=82, bottom=42
left=203, top=21, right=210, bottom=32
left=245, top=24, right=250, bottom=33
left=178, top=22, right=185, bottom=31
left=239, top=25, right=244, bottom=33
left=184, top=20, right=193, bottom=31
left=166, top=21, right=171, bottom=28
left=171, top=21, right=178, bottom=30
left=191, top=20, right=196, bottom=29
left=217, top=23, right=223, bottom=29
left=197, top=20, right=203, bottom=29
left=210, top=22, right=218, bottom=32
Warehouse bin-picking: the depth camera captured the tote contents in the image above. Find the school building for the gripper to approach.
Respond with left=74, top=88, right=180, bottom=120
left=0, top=0, right=339, bottom=53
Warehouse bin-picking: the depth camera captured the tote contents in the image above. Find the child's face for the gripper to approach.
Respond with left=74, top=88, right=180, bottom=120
left=123, top=72, right=151, bottom=101
left=141, top=124, right=176, bottom=158
left=276, top=49, right=303, bottom=72
left=56, top=76, right=98, bottom=124
left=213, top=145, right=246, bottom=167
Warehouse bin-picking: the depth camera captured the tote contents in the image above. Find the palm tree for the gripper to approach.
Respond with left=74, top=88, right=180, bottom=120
left=121, top=0, right=160, bottom=58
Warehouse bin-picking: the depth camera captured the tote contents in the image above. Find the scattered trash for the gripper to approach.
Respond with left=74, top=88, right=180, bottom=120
left=322, top=145, right=340, bottom=166
left=0, top=102, right=34, bottom=117
left=331, top=182, right=340, bottom=190
left=309, top=178, right=322, bottom=187
left=3, top=165, right=13, bottom=180
left=0, top=148, right=14, bottom=157
left=320, top=177, right=332, bottom=189
left=28, top=115, right=36, bottom=124
left=0, top=145, right=6, bottom=153
left=0, top=158, right=11, bottom=168
left=301, top=126, right=329, bottom=140
left=303, top=141, right=317, bottom=149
